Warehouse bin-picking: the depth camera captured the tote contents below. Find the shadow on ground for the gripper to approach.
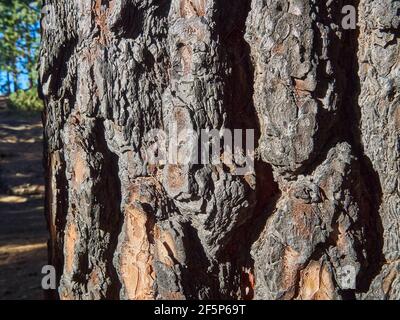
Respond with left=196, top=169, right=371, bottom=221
left=0, top=100, right=47, bottom=300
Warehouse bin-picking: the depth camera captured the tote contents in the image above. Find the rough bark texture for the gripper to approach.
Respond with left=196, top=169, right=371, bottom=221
left=39, top=0, right=399, bottom=300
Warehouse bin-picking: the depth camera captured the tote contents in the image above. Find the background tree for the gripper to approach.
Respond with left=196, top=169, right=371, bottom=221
left=0, top=0, right=40, bottom=94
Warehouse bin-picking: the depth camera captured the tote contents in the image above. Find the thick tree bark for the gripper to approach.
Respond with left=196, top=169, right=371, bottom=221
left=39, top=0, right=399, bottom=299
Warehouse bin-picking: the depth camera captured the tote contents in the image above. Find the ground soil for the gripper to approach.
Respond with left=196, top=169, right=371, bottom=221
left=0, top=99, right=47, bottom=300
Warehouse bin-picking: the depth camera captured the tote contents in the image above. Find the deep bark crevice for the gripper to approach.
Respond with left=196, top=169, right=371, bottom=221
left=340, top=0, right=385, bottom=294
left=43, top=148, right=69, bottom=299
left=296, top=0, right=348, bottom=177
left=216, top=0, right=280, bottom=299
left=181, top=222, right=220, bottom=299
left=93, top=120, right=123, bottom=298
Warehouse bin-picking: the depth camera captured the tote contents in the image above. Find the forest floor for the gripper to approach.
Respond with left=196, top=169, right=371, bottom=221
left=0, top=99, right=47, bottom=300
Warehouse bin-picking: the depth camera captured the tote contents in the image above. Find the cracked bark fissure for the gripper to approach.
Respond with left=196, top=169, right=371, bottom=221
left=39, top=0, right=399, bottom=299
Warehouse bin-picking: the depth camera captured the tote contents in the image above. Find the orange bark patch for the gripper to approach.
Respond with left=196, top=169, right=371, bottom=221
left=48, top=152, right=61, bottom=261
left=281, top=246, right=301, bottom=299
left=291, top=201, right=314, bottom=239
left=382, top=267, right=397, bottom=295
left=129, top=177, right=163, bottom=203
left=179, top=45, right=193, bottom=76
left=119, top=178, right=184, bottom=299
left=241, top=268, right=255, bottom=300
left=60, top=290, right=74, bottom=301
left=180, top=0, right=207, bottom=18
left=297, top=260, right=335, bottom=300
left=394, top=106, right=400, bottom=131
left=94, top=0, right=111, bottom=45
left=162, top=291, right=186, bottom=300
left=87, top=267, right=102, bottom=297
left=155, top=226, right=179, bottom=268
left=335, top=222, right=348, bottom=254
left=272, top=43, right=285, bottom=55
left=64, top=220, right=78, bottom=275
left=173, top=107, right=191, bottom=132
left=294, top=78, right=312, bottom=98
left=73, top=153, right=87, bottom=186
left=119, top=205, right=155, bottom=300
left=166, top=165, right=186, bottom=190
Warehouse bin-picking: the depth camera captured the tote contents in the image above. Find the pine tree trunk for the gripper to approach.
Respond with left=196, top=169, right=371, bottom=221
left=39, top=0, right=399, bottom=300
left=6, top=72, right=11, bottom=95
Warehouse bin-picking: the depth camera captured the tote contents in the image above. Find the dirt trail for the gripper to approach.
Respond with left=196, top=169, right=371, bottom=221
left=0, top=100, right=47, bottom=300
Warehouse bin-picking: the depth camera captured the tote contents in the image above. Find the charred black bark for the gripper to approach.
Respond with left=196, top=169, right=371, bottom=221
left=39, top=0, right=400, bottom=300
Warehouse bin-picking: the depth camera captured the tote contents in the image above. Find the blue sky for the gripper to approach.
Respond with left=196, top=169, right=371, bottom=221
left=0, top=20, right=40, bottom=95
left=0, top=69, right=31, bottom=94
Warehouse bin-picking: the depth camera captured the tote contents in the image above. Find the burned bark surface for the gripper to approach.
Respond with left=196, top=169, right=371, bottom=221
left=39, top=0, right=399, bottom=300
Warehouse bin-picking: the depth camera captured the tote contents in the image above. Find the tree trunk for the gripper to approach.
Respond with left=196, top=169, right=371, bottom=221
left=12, top=59, right=19, bottom=92
left=6, top=72, right=11, bottom=95
left=39, top=0, right=399, bottom=300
